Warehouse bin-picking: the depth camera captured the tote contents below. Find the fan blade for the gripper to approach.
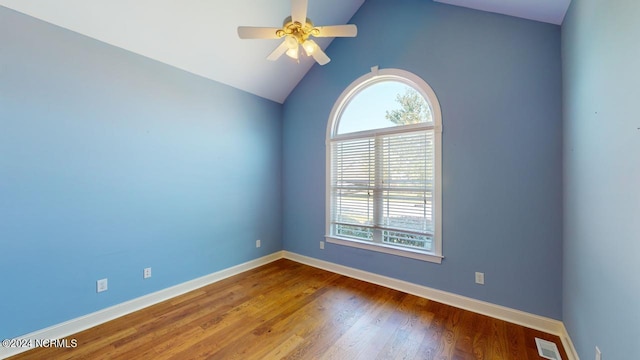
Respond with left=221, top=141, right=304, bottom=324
left=267, top=40, right=289, bottom=61
left=314, top=24, right=358, bottom=38
left=291, top=0, right=308, bottom=24
left=307, top=40, right=330, bottom=65
left=237, top=26, right=281, bottom=39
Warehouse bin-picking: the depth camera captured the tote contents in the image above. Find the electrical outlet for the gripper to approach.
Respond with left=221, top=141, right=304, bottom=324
left=475, top=272, right=485, bottom=285
left=320, top=241, right=325, bottom=249
left=256, top=239, right=261, bottom=248
left=144, top=267, right=152, bottom=279
left=595, top=346, right=601, bottom=360
left=97, top=278, right=108, bottom=293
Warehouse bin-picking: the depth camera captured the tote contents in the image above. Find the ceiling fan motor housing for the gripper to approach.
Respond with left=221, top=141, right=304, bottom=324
left=276, top=16, right=320, bottom=44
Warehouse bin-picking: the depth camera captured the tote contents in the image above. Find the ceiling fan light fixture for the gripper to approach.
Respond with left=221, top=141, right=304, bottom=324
left=285, top=35, right=298, bottom=50
left=286, top=46, right=299, bottom=60
left=302, top=40, right=315, bottom=55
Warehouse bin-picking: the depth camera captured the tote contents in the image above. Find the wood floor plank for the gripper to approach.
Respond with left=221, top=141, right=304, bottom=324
left=353, top=291, right=412, bottom=360
left=8, top=259, right=568, bottom=360
left=320, top=286, right=402, bottom=360
left=283, top=277, right=380, bottom=360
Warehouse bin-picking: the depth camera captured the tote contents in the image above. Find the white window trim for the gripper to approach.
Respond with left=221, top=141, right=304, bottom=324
left=325, top=66, right=443, bottom=264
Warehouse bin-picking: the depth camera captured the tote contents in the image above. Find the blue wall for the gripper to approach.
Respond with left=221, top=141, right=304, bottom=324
left=0, top=7, right=282, bottom=339
left=562, top=0, right=640, bottom=358
left=283, top=0, right=563, bottom=319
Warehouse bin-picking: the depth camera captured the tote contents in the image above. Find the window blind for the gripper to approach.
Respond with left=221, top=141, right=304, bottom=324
left=331, top=130, right=434, bottom=251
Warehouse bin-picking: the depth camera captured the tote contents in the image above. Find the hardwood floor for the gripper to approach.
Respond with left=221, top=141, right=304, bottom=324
left=9, top=259, right=567, bottom=359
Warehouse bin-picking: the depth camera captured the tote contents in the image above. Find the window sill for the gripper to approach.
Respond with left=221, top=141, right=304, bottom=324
left=325, top=235, right=443, bottom=264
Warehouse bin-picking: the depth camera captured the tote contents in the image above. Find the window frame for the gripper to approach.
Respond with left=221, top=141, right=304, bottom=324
left=325, top=67, right=443, bottom=263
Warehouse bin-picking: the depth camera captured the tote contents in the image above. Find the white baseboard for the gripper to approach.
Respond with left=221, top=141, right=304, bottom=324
left=0, top=251, right=284, bottom=359
left=559, top=323, right=580, bottom=360
left=283, top=251, right=579, bottom=360
left=2, top=250, right=579, bottom=360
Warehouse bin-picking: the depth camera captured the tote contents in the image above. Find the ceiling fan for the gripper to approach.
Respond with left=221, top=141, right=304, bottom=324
left=237, top=0, right=357, bottom=65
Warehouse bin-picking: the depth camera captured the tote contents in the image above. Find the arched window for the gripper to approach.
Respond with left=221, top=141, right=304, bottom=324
left=325, top=67, right=443, bottom=263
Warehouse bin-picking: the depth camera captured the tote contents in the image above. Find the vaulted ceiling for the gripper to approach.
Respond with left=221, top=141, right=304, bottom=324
left=0, top=0, right=570, bottom=103
left=435, top=0, right=571, bottom=26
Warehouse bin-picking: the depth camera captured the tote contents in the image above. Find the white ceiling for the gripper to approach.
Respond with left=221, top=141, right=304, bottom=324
left=0, top=0, right=364, bottom=103
left=435, top=0, right=571, bottom=25
left=0, top=0, right=570, bottom=104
